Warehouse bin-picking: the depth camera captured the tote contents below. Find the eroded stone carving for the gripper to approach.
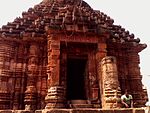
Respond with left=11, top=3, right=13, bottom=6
left=100, top=56, right=121, bottom=108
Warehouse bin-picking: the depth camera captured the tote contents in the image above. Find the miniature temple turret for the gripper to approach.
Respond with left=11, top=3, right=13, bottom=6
left=0, top=0, right=147, bottom=110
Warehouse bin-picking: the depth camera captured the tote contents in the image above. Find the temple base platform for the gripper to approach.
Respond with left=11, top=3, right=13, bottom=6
left=0, top=108, right=149, bottom=113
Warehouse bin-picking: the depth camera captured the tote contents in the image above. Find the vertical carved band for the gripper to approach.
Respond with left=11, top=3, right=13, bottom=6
left=45, top=34, right=65, bottom=109
left=24, top=44, right=39, bottom=110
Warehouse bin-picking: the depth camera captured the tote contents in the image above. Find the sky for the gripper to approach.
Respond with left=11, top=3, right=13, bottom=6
left=0, top=0, right=149, bottom=77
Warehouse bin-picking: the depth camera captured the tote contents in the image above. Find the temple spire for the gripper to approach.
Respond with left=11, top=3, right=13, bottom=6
left=42, top=0, right=81, bottom=4
left=42, top=0, right=64, bottom=2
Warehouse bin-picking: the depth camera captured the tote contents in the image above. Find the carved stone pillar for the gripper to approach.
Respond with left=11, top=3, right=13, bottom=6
left=100, top=56, right=121, bottom=108
left=96, top=42, right=107, bottom=108
left=60, top=51, right=67, bottom=100
left=88, top=52, right=100, bottom=107
left=45, top=35, right=65, bottom=109
left=24, top=43, right=39, bottom=110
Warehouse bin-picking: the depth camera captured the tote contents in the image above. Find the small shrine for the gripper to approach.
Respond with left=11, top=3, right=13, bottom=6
left=0, top=0, right=147, bottom=110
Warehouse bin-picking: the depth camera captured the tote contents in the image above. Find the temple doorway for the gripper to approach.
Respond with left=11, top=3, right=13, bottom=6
left=66, top=58, right=87, bottom=100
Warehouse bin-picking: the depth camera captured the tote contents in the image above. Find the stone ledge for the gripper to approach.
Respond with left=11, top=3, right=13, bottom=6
left=35, top=108, right=146, bottom=113
left=13, top=110, right=34, bottom=113
left=0, top=108, right=148, bottom=113
left=36, top=109, right=70, bottom=113
left=133, top=108, right=145, bottom=113
left=0, top=110, right=12, bottom=113
left=0, top=110, right=34, bottom=113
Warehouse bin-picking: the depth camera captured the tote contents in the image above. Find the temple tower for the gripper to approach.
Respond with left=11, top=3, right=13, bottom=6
left=0, top=0, right=147, bottom=109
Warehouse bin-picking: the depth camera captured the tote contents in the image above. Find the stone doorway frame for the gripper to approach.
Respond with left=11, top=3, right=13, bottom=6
left=60, top=42, right=98, bottom=106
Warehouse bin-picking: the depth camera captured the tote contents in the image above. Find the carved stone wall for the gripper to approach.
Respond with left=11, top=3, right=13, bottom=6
left=0, top=37, right=48, bottom=110
left=11, top=44, right=27, bottom=110
left=107, top=42, right=146, bottom=107
left=0, top=40, right=15, bottom=109
left=127, top=50, right=146, bottom=107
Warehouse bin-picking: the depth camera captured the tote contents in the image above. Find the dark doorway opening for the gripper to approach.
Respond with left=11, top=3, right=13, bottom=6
left=67, top=58, right=87, bottom=100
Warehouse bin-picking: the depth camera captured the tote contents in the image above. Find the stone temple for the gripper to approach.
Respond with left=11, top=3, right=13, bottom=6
left=0, top=0, right=147, bottom=111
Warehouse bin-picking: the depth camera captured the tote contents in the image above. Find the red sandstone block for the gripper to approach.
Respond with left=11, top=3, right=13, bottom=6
left=133, top=108, right=145, bottom=113
left=102, top=109, right=114, bottom=113
left=113, top=109, right=132, bottom=113
left=50, top=44, right=60, bottom=50
left=51, top=50, right=60, bottom=55
left=35, top=110, right=41, bottom=113
left=13, top=110, right=34, bottom=113
left=38, top=109, right=69, bottom=113
left=48, top=59, right=57, bottom=66
left=0, top=110, right=12, bottom=113
left=71, top=109, right=103, bottom=113
left=49, top=54, right=60, bottom=59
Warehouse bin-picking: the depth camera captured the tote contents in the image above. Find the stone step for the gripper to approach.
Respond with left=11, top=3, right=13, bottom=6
left=69, top=104, right=93, bottom=108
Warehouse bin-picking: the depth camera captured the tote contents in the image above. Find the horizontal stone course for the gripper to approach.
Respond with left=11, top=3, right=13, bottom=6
left=0, top=110, right=12, bottom=113
left=13, top=110, right=34, bottom=113
left=133, top=108, right=145, bottom=113
left=0, top=108, right=147, bottom=113
left=22, top=108, right=149, bottom=113
left=113, top=109, right=132, bottom=113
left=36, top=109, right=70, bottom=113
left=71, top=109, right=102, bottom=113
